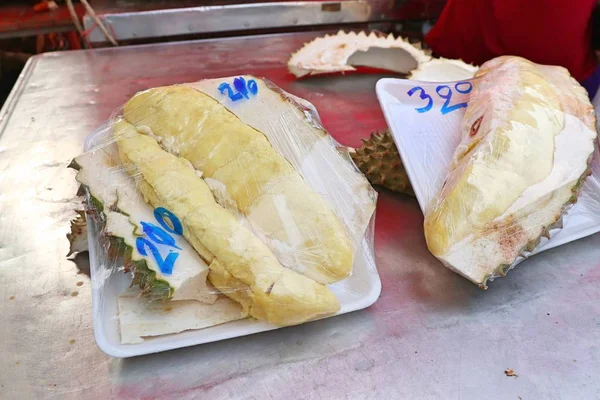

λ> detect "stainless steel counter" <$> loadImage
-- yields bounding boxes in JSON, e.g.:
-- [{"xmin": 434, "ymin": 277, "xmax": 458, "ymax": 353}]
[{"xmin": 1, "ymin": 31, "xmax": 599, "ymax": 400}]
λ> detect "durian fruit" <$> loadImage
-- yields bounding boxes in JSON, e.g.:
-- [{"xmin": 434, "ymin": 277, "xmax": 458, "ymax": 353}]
[
  {"xmin": 66, "ymin": 210, "xmax": 88, "ymax": 256},
  {"xmin": 350, "ymin": 131, "xmax": 414, "ymax": 196},
  {"xmin": 408, "ymin": 57, "xmax": 478, "ymax": 82},
  {"xmin": 114, "ymin": 120, "xmax": 341, "ymax": 326},
  {"xmin": 287, "ymin": 30, "xmax": 431, "ymax": 77},
  {"xmin": 121, "ymin": 78, "xmax": 376, "ymax": 285},
  {"xmin": 72, "ymin": 145, "xmax": 218, "ymax": 303},
  {"xmin": 424, "ymin": 56, "xmax": 598, "ymax": 287}
]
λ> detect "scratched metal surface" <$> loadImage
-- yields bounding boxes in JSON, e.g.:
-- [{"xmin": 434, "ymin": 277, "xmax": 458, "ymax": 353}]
[{"xmin": 1, "ymin": 31, "xmax": 599, "ymax": 400}]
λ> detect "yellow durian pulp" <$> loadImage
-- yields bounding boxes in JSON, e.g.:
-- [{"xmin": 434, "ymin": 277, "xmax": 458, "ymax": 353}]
[
  {"xmin": 122, "ymin": 85, "xmax": 354, "ymax": 285},
  {"xmin": 114, "ymin": 119, "xmax": 340, "ymax": 326}
]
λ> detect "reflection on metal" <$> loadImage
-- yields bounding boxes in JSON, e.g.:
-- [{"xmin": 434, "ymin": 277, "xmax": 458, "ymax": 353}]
[
  {"xmin": 2, "ymin": 30, "xmax": 600, "ymax": 399},
  {"xmin": 83, "ymin": 1, "xmax": 373, "ymax": 43}
]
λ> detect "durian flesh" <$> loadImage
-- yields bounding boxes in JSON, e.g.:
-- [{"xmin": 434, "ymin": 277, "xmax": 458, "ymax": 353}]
[
  {"xmin": 114, "ymin": 120, "xmax": 341, "ymax": 326},
  {"xmin": 121, "ymin": 82, "xmax": 367, "ymax": 285},
  {"xmin": 424, "ymin": 56, "xmax": 597, "ymax": 286}
]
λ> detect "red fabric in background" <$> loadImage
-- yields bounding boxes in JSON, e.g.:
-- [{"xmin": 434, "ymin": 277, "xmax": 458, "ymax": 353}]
[{"xmin": 425, "ymin": 0, "xmax": 598, "ymax": 81}]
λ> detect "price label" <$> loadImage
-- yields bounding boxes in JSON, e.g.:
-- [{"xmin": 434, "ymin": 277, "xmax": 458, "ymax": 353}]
[
  {"xmin": 218, "ymin": 77, "xmax": 258, "ymax": 102},
  {"xmin": 135, "ymin": 207, "xmax": 183, "ymax": 275},
  {"xmin": 406, "ymin": 82, "xmax": 473, "ymax": 115},
  {"xmin": 376, "ymin": 78, "xmax": 472, "ymax": 210}
]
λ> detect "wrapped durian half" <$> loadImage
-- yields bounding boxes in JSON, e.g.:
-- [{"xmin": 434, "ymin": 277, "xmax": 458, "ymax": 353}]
[
  {"xmin": 424, "ymin": 56, "xmax": 598, "ymax": 287},
  {"xmin": 74, "ymin": 76, "xmax": 377, "ymax": 328}
]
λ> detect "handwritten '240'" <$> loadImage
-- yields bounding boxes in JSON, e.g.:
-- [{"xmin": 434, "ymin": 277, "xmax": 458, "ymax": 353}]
[
  {"xmin": 135, "ymin": 207, "xmax": 183, "ymax": 275},
  {"xmin": 407, "ymin": 82, "xmax": 473, "ymax": 115},
  {"xmin": 218, "ymin": 77, "xmax": 258, "ymax": 102}
]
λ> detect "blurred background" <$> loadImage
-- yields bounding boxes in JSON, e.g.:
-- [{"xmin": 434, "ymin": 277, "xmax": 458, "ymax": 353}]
[
  {"xmin": 2, "ymin": 0, "xmax": 598, "ymax": 108},
  {"xmin": 0, "ymin": 0, "xmax": 446, "ymax": 107}
]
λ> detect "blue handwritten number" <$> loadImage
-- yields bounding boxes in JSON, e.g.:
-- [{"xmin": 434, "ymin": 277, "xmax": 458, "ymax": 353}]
[
  {"xmin": 247, "ymin": 79, "xmax": 258, "ymax": 95},
  {"xmin": 233, "ymin": 77, "xmax": 249, "ymax": 99},
  {"xmin": 140, "ymin": 222, "xmax": 181, "ymax": 250},
  {"xmin": 218, "ymin": 77, "xmax": 259, "ymax": 102},
  {"xmin": 454, "ymin": 81, "xmax": 473, "ymax": 94},
  {"xmin": 218, "ymin": 83, "xmax": 243, "ymax": 101},
  {"xmin": 136, "ymin": 238, "xmax": 179, "ymax": 275},
  {"xmin": 408, "ymin": 81, "xmax": 473, "ymax": 115},
  {"xmin": 436, "ymin": 85, "xmax": 466, "ymax": 115},
  {"xmin": 406, "ymin": 86, "xmax": 433, "ymax": 113},
  {"xmin": 154, "ymin": 207, "xmax": 183, "ymax": 235},
  {"xmin": 136, "ymin": 208, "xmax": 184, "ymax": 275}
]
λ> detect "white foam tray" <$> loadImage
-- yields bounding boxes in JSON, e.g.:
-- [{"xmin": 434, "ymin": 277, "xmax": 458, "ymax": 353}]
[
  {"xmin": 376, "ymin": 77, "xmax": 600, "ymax": 259},
  {"xmin": 84, "ymin": 127, "xmax": 381, "ymax": 358}
]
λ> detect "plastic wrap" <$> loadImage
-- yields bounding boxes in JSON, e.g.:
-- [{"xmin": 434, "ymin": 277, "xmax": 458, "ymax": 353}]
[
  {"xmin": 378, "ymin": 56, "xmax": 599, "ymax": 288},
  {"xmin": 74, "ymin": 76, "xmax": 379, "ymax": 348}
]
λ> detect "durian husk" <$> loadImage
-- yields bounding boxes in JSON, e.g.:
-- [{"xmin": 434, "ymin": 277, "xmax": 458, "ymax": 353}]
[
  {"xmin": 350, "ymin": 131, "xmax": 414, "ymax": 196},
  {"xmin": 288, "ymin": 30, "xmax": 431, "ymax": 77},
  {"xmin": 70, "ymin": 151, "xmax": 215, "ymax": 303},
  {"xmin": 66, "ymin": 209, "xmax": 88, "ymax": 256}
]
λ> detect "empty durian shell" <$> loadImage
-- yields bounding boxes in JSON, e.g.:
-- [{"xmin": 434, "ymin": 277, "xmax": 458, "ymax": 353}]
[
  {"xmin": 408, "ymin": 58, "xmax": 478, "ymax": 82},
  {"xmin": 288, "ymin": 30, "xmax": 431, "ymax": 78}
]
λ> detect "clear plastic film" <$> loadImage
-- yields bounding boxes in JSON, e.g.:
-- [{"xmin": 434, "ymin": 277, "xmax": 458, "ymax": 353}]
[
  {"xmin": 73, "ymin": 76, "xmax": 378, "ymax": 345},
  {"xmin": 421, "ymin": 56, "xmax": 599, "ymax": 287}
]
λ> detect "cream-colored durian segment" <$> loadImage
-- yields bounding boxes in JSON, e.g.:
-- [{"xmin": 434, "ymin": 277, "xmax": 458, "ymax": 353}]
[{"xmin": 75, "ymin": 135, "xmax": 215, "ymax": 303}]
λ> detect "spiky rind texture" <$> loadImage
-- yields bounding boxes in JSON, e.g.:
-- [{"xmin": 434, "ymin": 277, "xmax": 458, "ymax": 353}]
[
  {"xmin": 66, "ymin": 210, "xmax": 88, "ymax": 256},
  {"xmin": 480, "ymin": 151, "xmax": 595, "ymax": 289},
  {"xmin": 69, "ymin": 159, "xmax": 175, "ymax": 301},
  {"xmin": 351, "ymin": 131, "xmax": 414, "ymax": 196},
  {"xmin": 288, "ymin": 30, "xmax": 431, "ymax": 77}
]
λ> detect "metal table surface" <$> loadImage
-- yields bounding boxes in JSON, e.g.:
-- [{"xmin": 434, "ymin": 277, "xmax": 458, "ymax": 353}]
[{"xmin": 1, "ymin": 31, "xmax": 599, "ymax": 400}]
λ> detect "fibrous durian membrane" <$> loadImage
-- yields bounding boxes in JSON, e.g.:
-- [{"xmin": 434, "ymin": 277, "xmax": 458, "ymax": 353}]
[
  {"xmin": 122, "ymin": 85, "xmax": 354, "ymax": 284},
  {"xmin": 114, "ymin": 121, "xmax": 340, "ymax": 326}
]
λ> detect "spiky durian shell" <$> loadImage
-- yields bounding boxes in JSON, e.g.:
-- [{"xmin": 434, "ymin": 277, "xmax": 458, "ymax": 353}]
[
  {"xmin": 288, "ymin": 30, "xmax": 431, "ymax": 77},
  {"xmin": 69, "ymin": 158, "xmax": 177, "ymax": 301},
  {"xmin": 67, "ymin": 209, "xmax": 88, "ymax": 256},
  {"xmin": 351, "ymin": 131, "xmax": 414, "ymax": 196}
]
